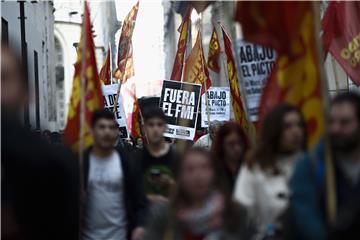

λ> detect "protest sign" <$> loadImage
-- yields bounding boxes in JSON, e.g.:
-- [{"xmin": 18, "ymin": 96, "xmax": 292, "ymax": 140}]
[
  {"xmin": 201, "ymin": 87, "xmax": 230, "ymax": 127},
  {"xmin": 235, "ymin": 40, "xmax": 277, "ymax": 121},
  {"xmin": 159, "ymin": 80, "xmax": 201, "ymax": 140},
  {"xmin": 102, "ymin": 84, "xmax": 129, "ymax": 138}
]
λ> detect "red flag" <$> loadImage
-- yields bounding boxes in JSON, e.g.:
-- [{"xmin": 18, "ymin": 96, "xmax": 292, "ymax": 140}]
[
  {"xmin": 236, "ymin": 1, "xmax": 324, "ymax": 147},
  {"xmin": 120, "ymin": 79, "xmax": 142, "ymax": 138},
  {"xmin": 99, "ymin": 48, "xmax": 111, "ymax": 85},
  {"xmin": 221, "ymin": 25, "xmax": 255, "ymax": 139},
  {"xmin": 64, "ymin": 1, "xmax": 103, "ymax": 151},
  {"xmin": 114, "ymin": 1, "xmax": 139, "ymax": 84},
  {"xmin": 207, "ymin": 26, "xmax": 220, "ymax": 73},
  {"xmin": 183, "ymin": 31, "xmax": 212, "ymax": 95},
  {"xmin": 170, "ymin": 6, "xmax": 192, "ymax": 81},
  {"xmin": 322, "ymin": 2, "xmax": 360, "ymax": 86}
]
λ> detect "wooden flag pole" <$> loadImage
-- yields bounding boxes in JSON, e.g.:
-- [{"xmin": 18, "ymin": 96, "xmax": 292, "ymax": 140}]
[
  {"xmin": 109, "ymin": 42, "xmax": 113, "ymax": 85},
  {"xmin": 312, "ymin": 1, "xmax": 337, "ymax": 224}
]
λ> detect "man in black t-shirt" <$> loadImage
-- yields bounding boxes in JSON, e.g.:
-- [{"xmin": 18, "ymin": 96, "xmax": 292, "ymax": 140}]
[{"xmin": 131, "ymin": 107, "xmax": 177, "ymax": 204}]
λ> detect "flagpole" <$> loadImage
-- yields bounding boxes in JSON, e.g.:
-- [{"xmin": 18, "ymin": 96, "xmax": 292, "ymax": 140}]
[
  {"xmin": 312, "ymin": 1, "xmax": 336, "ymax": 224},
  {"xmin": 109, "ymin": 42, "xmax": 113, "ymax": 85}
]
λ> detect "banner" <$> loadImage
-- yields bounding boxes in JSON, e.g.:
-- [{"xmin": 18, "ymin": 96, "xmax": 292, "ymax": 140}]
[
  {"xmin": 235, "ymin": 40, "xmax": 277, "ymax": 121},
  {"xmin": 102, "ymin": 84, "xmax": 129, "ymax": 139},
  {"xmin": 201, "ymin": 87, "xmax": 230, "ymax": 127},
  {"xmin": 159, "ymin": 80, "xmax": 201, "ymax": 140}
]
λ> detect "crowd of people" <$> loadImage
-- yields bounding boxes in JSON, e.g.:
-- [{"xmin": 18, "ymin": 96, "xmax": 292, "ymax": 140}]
[{"xmin": 2, "ymin": 41, "xmax": 360, "ymax": 240}]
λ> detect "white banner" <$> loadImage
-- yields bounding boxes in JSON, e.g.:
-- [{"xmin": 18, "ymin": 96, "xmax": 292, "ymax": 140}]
[
  {"xmin": 102, "ymin": 84, "xmax": 129, "ymax": 139},
  {"xmin": 235, "ymin": 40, "xmax": 277, "ymax": 121},
  {"xmin": 201, "ymin": 87, "xmax": 230, "ymax": 127}
]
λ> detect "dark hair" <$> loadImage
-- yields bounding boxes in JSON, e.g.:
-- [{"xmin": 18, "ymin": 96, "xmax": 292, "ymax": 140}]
[
  {"xmin": 331, "ymin": 92, "xmax": 360, "ymax": 123},
  {"xmin": 212, "ymin": 121, "xmax": 249, "ymax": 164},
  {"xmin": 212, "ymin": 121, "xmax": 249, "ymax": 192},
  {"xmin": 142, "ymin": 107, "xmax": 166, "ymax": 122},
  {"xmin": 91, "ymin": 109, "xmax": 116, "ymax": 127},
  {"xmin": 247, "ymin": 104, "xmax": 307, "ymax": 174}
]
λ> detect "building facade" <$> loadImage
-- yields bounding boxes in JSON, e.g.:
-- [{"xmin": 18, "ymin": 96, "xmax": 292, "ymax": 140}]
[
  {"xmin": 1, "ymin": 0, "xmax": 58, "ymax": 130},
  {"xmin": 53, "ymin": 0, "xmax": 119, "ymax": 129}
]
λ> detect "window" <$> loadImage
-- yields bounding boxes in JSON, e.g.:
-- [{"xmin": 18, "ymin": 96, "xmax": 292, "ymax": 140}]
[{"xmin": 2, "ymin": 18, "xmax": 8, "ymax": 44}]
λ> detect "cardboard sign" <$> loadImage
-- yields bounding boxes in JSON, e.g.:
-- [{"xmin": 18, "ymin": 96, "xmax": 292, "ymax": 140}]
[
  {"xmin": 235, "ymin": 40, "xmax": 277, "ymax": 121},
  {"xmin": 201, "ymin": 87, "xmax": 230, "ymax": 127},
  {"xmin": 102, "ymin": 84, "xmax": 129, "ymax": 139},
  {"xmin": 159, "ymin": 80, "xmax": 201, "ymax": 140}
]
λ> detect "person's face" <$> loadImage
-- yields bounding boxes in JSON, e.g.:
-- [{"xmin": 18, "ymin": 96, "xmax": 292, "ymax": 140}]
[
  {"xmin": 143, "ymin": 117, "xmax": 166, "ymax": 145},
  {"xmin": 329, "ymin": 102, "xmax": 360, "ymax": 153},
  {"xmin": 1, "ymin": 48, "xmax": 28, "ymax": 112},
  {"xmin": 92, "ymin": 118, "xmax": 118, "ymax": 150},
  {"xmin": 136, "ymin": 138, "xmax": 143, "ymax": 147},
  {"xmin": 223, "ymin": 132, "xmax": 244, "ymax": 162},
  {"xmin": 180, "ymin": 152, "xmax": 214, "ymax": 201},
  {"xmin": 279, "ymin": 111, "xmax": 304, "ymax": 153}
]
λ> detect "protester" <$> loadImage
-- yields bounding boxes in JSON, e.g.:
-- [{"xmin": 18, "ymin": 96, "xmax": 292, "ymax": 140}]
[
  {"xmin": 289, "ymin": 92, "xmax": 360, "ymax": 240},
  {"xmin": 193, "ymin": 120, "xmax": 222, "ymax": 149},
  {"xmin": 1, "ymin": 44, "xmax": 79, "ymax": 240},
  {"xmin": 136, "ymin": 137, "xmax": 144, "ymax": 148},
  {"xmin": 233, "ymin": 104, "xmax": 307, "ymax": 238},
  {"xmin": 81, "ymin": 109, "xmax": 147, "ymax": 240},
  {"xmin": 212, "ymin": 121, "xmax": 250, "ymax": 193},
  {"xmin": 144, "ymin": 147, "xmax": 254, "ymax": 240},
  {"xmin": 131, "ymin": 107, "xmax": 177, "ymax": 205}
]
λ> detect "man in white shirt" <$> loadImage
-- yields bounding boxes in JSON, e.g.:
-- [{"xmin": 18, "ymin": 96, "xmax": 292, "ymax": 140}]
[{"xmin": 82, "ymin": 109, "xmax": 147, "ymax": 240}]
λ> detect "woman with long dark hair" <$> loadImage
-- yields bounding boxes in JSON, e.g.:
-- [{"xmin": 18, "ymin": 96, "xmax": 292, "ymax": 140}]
[
  {"xmin": 144, "ymin": 148, "xmax": 254, "ymax": 240},
  {"xmin": 212, "ymin": 121, "xmax": 250, "ymax": 193},
  {"xmin": 233, "ymin": 104, "xmax": 307, "ymax": 239}
]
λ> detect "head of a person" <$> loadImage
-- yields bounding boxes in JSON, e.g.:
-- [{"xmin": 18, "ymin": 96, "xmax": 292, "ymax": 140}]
[
  {"xmin": 173, "ymin": 148, "xmax": 221, "ymax": 206},
  {"xmin": 91, "ymin": 109, "xmax": 118, "ymax": 150},
  {"xmin": 142, "ymin": 107, "xmax": 167, "ymax": 145},
  {"xmin": 212, "ymin": 121, "xmax": 249, "ymax": 169},
  {"xmin": 249, "ymin": 104, "xmax": 307, "ymax": 172},
  {"xmin": 209, "ymin": 120, "xmax": 222, "ymax": 140},
  {"xmin": 329, "ymin": 92, "xmax": 360, "ymax": 153},
  {"xmin": 1, "ymin": 44, "xmax": 28, "ymax": 117},
  {"xmin": 136, "ymin": 137, "xmax": 143, "ymax": 148}
]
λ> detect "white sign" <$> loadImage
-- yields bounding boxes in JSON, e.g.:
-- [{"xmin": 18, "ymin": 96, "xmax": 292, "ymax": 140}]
[
  {"xmin": 159, "ymin": 80, "xmax": 201, "ymax": 140},
  {"xmin": 201, "ymin": 87, "xmax": 230, "ymax": 127},
  {"xmin": 235, "ymin": 40, "xmax": 277, "ymax": 121},
  {"xmin": 102, "ymin": 84, "xmax": 129, "ymax": 139}
]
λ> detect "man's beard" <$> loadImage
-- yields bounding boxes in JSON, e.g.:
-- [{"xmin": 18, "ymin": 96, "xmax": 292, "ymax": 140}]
[{"xmin": 330, "ymin": 131, "xmax": 360, "ymax": 154}]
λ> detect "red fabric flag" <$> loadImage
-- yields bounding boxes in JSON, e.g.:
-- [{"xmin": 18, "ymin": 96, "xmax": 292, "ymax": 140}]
[
  {"xmin": 170, "ymin": 6, "xmax": 192, "ymax": 81},
  {"xmin": 322, "ymin": 1, "xmax": 360, "ymax": 86},
  {"xmin": 235, "ymin": 1, "xmax": 324, "ymax": 147},
  {"xmin": 207, "ymin": 26, "xmax": 220, "ymax": 73},
  {"xmin": 99, "ymin": 48, "xmax": 111, "ymax": 85},
  {"xmin": 114, "ymin": 1, "xmax": 139, "ymax": 84},
  {"xmin": 64, "ymin": 1, "xmax": 103, "ymax": 151},
  {"xmin": 221, "ymin": 25, "xmax": 255, "ymax": 139},
  {"xmin": 183, "ymin": 31, "xmax": 212, "ymax": 95},
  {"xmin": 120, "ymin": 79, "xmax": 142, "ymax": 138}
]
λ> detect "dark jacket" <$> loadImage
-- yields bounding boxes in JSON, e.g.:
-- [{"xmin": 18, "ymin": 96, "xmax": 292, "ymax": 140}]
[
  {"xmin": 288, "ymin": 140, "xmax": 360, "ymax": 240},
  {"xmin": 82, "ymin": 146, "xmax": 147, "ymax": 239},
  {"xmin": 2, "ymin": 116, "xmax": 79, "ymax": 240}
]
